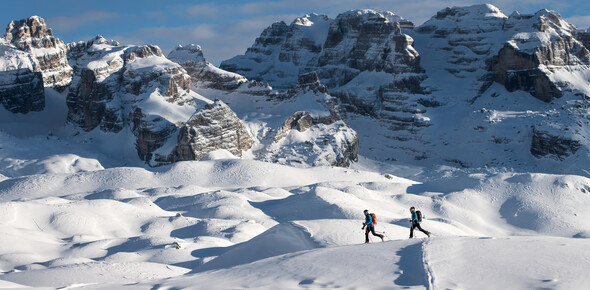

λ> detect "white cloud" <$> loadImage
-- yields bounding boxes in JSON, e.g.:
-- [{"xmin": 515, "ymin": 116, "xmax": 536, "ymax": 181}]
[
  {"xmin": 46, "ymin": 11, "xmax": 119, "ymax": 34},
  {"xmin": 185, "ymin": 4, "xmax": 220, "ymax": 18},
  {"xmin": 566, "ymin": 15, "xmax": 590, "ymax": 29}
]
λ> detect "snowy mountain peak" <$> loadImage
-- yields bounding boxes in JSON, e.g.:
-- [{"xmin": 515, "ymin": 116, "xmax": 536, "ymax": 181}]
[
  {"xmin": 168, "ymin": 43, "xmax": 206, "ymax": 64},
  {"xmin": 88, "ymin": 35, "xmax": 120, "ymax": 46},
  {"xmin": 339, "ymin": 9, "xmax": 407, "ymax": 24},
  {"xmin": 433, "ymin": 4, "xmax": 507, "ymax": 21},
  {"xmin": 3, "ymin": 15, "xmax": 55, "ymax": 51},
  {"xmin": 2, "ymin": 15, "xmax": 72, "ymax": 88},
  {"xmin": 292, "ymin": 13, "xmax": 330, "ymax": 26},
  {"xmin": 532, "ymin": 9, "xmax": 577, "ymax": 32}
]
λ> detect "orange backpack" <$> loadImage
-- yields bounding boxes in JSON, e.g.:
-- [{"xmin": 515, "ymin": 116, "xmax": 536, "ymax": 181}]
[{"xmin": 370, "ymin": 213, "xmax": 377, "ymax": 225}]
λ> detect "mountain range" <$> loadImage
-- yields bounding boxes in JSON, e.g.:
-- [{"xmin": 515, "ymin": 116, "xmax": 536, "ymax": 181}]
[
  {"xmin": 1, "ymin": 3, "xmax": 589, "ymax": 175},
  {"xmin": 1, "ymin": 4, "xmax": 590, "ymax": 289}
]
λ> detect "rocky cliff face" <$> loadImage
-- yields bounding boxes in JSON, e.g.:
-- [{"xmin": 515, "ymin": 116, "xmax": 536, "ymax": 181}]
[
  {"xmin": 414, "ymin": 5, "xmax": 590, "ymax": 102},
  {"xmin": 168, "ymin": 44, "xmax": 247, "ymax": 90},
  {"xmin": 221, "ymin": 11, "xmax": 421, "ymax": 89},
  {"xmin": 64, "ymin": 36, "xmax": 205, "ymax": 165},
  {"xmin": 487, "ymin": 10, "xmax": 590, "ymax": 102},
  {"xmin": 410, "ymin": 4, "xmax": 590, "ymax": 165},
  {"xmin": 65, "ymin": 36, "xmax": 193, "ymax": 133},
  {"xmin": 3, "ymin": 16, "xmax": 73, "ymax": 88},
  {"xmin": 0, "ymin": 16, "xmax": 73, "ymax": 113},
  {"xmin": 169, "ymin": 100, "xmax": 253, "ymax": 163},
  {"xmin": 221, "ymin": 10, "xmax": 428, "ymax": 161},
  {"xmin": 0, "ymin": 40, "xmax": 44, "ymax": 113}
]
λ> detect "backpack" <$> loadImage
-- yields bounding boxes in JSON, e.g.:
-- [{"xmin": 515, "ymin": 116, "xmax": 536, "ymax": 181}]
[
  {"xmin": 369, "ymin": 213, "xmax": 377, "ymax": 225},
  {"xmin": 416, "ymin": 210, "xmax": 423, "ymax": 222}
]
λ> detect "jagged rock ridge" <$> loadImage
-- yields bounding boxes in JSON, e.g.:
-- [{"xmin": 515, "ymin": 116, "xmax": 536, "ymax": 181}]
[
  {"xmin": 222, "ymin": 5, "xmax": 590, "ymax": 168},
  {"xmin": 0, "ymin": 18, "xmax": 254, "ymax": 167},
  {"xmin": 221, "ymin": 10, "xmax": 431, "ymax": 161}
]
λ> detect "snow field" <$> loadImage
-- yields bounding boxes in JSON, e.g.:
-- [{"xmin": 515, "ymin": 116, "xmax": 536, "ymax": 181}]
[{"xmin": 0, "ymin": 156, "xmax": 588, "ymax": 288}]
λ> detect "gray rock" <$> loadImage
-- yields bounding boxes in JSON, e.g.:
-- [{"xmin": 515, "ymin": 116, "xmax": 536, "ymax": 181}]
[
  {"xmin": 0, "ymin": 43, "xmax": 44, "ymax": 113},
  {"xmin": 530, "ymin": 128, "xmax": 582, "ymax": 160},
  {"xmin": 168, "ymin": 100, "xmax": 253, "ymax": 163},
  {"xmin": 168, "ymin": 44, "xmax": 247, "ymax": 90},
  {"xmin": 4, "ymin": 16, "xmax": 73, "ymax": 88}
]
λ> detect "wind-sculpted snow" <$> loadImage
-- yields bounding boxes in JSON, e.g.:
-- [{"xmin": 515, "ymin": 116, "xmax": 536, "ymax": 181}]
[
  {"xmin": 0, "ymin": 5, "xmax": 590, "ymax": 288},
  {"xmin": 0, "ymin": 157, "xmax": 589, "ymax": 288}
]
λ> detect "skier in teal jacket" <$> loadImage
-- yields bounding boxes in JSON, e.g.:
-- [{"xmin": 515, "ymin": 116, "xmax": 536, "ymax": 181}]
[{"xmin": 409, "ymin": 206, "xmax": 431, "ymax": 238}]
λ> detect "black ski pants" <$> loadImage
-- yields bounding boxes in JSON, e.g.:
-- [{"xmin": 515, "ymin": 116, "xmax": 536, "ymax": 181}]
[
  {"xmin": 365, "ymin": 226, "xmax": 383, "ymax": 243},
  {"xmin": 410, "ymin": 222, "xmax": 429, "ymax": 238}
]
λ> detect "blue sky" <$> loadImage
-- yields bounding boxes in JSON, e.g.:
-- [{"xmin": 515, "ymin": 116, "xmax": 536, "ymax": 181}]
[{"xmin": 2, "ymin": 0, "xmax": 590, "ymax": 65}]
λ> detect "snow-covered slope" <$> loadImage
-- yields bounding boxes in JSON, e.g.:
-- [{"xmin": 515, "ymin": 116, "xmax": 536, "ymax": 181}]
[
  {"xmin": 0, "ymin": 18, "xmax": 256, "ymax": 168},
  {"xmin": 408, "ymin": 4, "xmax": 590, "ymax": 170},
  {"xmin": 0, "ymin": 5, "xmax": 590, "ymax": 288},
  {"xmin": 0, "ymin": 150, "xmax": 589, "ymax": 288}
]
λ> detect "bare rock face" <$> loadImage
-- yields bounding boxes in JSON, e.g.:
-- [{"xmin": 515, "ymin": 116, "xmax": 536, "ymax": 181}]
[
  {"xmin": 66, "ymin": 37, "xmax": 192, "ymax": 133},
  {"xmin": 415, "ymin": 5, "xmax": 590, "ymax": 102},
  {"xmin": 487, "ymin": 10, "xmax": 590, "ymax": 102},
  {"xmin": 221, "ymin": 11, "xmax": 420, "ymax": 89},
  {"xmin": 4, "ymin": 16, "xmax": 73, "ymax": 88},
  {"xmin": 576, "ymin": 29, "xmax": 590, "ymax": 51},
  {"xmin": 489, "ymin": 44, "xmax": 561, "ymax": 102},
  {"xmin": 531, "ymin": 128, "xmax": 582, "ymax": 160},
  {"xmin": 65, "ymin": 36, "xmax": 198, "ymax": 165},
  {"xmin": 0, "ymin": 41, "xmax": 44, "ymax": 113},
  {"xmin": 221, "ymin": 10, "xmax": 429, "ymax": 163},
  {"xmin": 262, "ymin": 72, "xmax": 359, "ymax": 167},
  {"xmin": 169, "ymin": 100, "xmax": 253, "ymax": 162},
  {"xmin": 318, "ymin": 10, "xmax": 421, "ymax": 87},
  {"xmin": 168, "ymin": 44, "xmax": 247, "ymax": 90}
]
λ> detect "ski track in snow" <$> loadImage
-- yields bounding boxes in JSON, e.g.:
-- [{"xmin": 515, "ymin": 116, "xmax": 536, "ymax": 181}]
[
  {"xmin": 0, "ymin": 155, "xmax": 588, "ymax": 288},
  {"xmin": 1, "ymin": 5, "xmax": 590, "ymax": 288}
]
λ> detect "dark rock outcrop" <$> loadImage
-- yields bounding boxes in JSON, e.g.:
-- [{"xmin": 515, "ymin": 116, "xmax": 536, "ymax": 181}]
[
  {"xmin": 169, "ymin": 100, "xmax": 253, "ymax": 162},
  {"xmin": 0, "ymin": 43, "xmax": 44, "ymax": 113},
  {"xmin": 486, "ymin": 10, "xmax": 590, "ymax": 102},
  {"xmin": 489, "ymin": 44, "xmax": 562, "ymax": 102},
  {"xmin": 530, "ymin": 128, "xmax": 582, "ymax": 160}
]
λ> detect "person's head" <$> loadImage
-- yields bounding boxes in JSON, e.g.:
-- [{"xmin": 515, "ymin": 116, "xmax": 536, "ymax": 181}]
[
  {"xmin": 410, "ymin": 206, "xmax": 415, "ymax": 212},
  {"xmin": 363, "ymin": 209, "xmax": 369, "ymax": 216}
]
